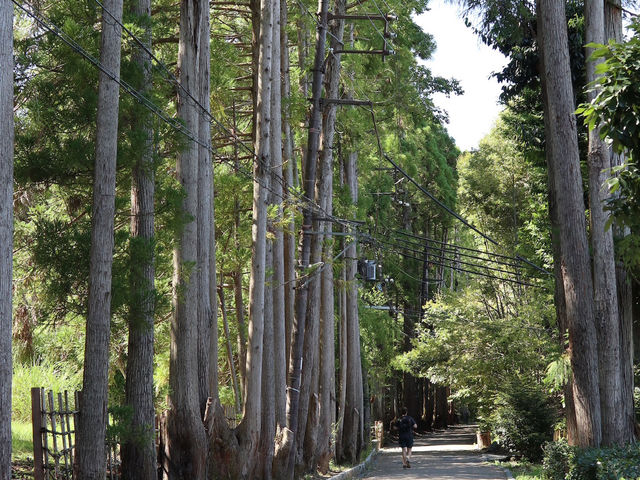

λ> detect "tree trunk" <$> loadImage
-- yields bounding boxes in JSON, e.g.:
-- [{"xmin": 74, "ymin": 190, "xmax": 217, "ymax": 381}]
[
  {"xmin": 122, "ymin": 0, "xmax": 156, "ymax": 477},
  {"xmin": 423, "ymin": 379, "xmax": 433, "ymax": 431},
  {"xmin": 234, "ymin": 269, "xmax": 247, "ymax": 393},
  {"xmin": 280, "ymin": 0, "xmax": 331, "ymax": 475},
  {"xmin": 197, "ymin": 0, "xmax": 217, "ymax": 415},
  {"xmin": 271, "ymin": 0, "xmax": 288, "ymax": 431},
  {"xmin": 547, "ymin": 163, "xmax": 578, "ymax": 444},
  {"xmin": 259, "ymin": 236, "xmax": 275, "ymax": 479},
  {"xmin": 295, "ymin": 244, "xmax": 322, "ymax": 472},
  {"xmin": 236, "ymin": 0, "xmax": 272, "ymax": 473},
  {"xmin": 316, "ymin": 2, "xmax": 344, "ymax": 469},
  {"xmin": 165, "ymin": 1, "xmax": 207, "ymax": 477},
  {"xmin": 336, "ymin": 231, "xmax": 348, "ymax": 457},
  {"xmin": 584, "ymin": 0, "xmax": 623, "ymax": 446},
  {"xmin": 281, "ymin": 0, "xmax": 297, "ymax": 372},
  {"xmin": 538, "ymin": 0, "xmax": 601, "ymax": 448},
  {"xmin": 0, "ymin": 3, "xmax": 13, "ymax": 478},
  {"xmin": 605, "ymin": 0, "xmax": 636, "ymax": 444},
  {"xmin": 361, "ymin": 360, "xmax": 371, "ymax": 447},
  {"xmin": 75, "ymin": 2, "xmax": 123, "ymax": 477},
  {"xmin": 340, "ymin": 150, "xmax": 363, "ymax": 464}
]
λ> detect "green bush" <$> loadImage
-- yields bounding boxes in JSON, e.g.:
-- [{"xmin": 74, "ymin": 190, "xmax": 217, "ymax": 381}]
[
  {"xmin": 542, "ymin": 440, "xmax": 573, "ymax": 480},
  {"xmin": 493, "ymin": 380, "xmax": 556, "ymax": 461},
  {"xmin": 12, "ymin": 362, "xmax": 82, "ymax": 423},
  {"xmin": 569, "ymin": 444, "xmax": 640, "ymax": 480},
  {"xmin": 542, "ymin": 440, "xmax": 640, "ymax": 480}
]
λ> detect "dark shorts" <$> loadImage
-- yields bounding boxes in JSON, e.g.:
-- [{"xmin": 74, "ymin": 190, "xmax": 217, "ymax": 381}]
[{"xmin": 399, "ymin": 434, "xmax": 413, "ymax": 448}]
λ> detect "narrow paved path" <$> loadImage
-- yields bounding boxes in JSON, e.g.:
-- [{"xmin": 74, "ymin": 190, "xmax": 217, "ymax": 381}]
[{"xmin": 362, "ymin": 425, "xmax": 508, "ymax": 480}]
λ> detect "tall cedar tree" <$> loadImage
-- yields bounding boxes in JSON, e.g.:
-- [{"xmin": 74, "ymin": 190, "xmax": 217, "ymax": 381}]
[
  {"xmin": 584, "ymin": 0, "xmax": 624, "ymax": 446},
  {"xmin": 75, "ymin": 1, "xmax": 123, "ymax": 477},
  {"xmin": 315, "ymin": 0, "xmax": 346, "ymax": 470},
  {"xmin": 165, "ymin": 0, "xmax": 208, "ymax": 478},
  {"xmin": 538, "ymin": 0, "xmax": 602, "ymax": 447},
  {"xmin": 122, "ymin": 0, "xmax": 156, "ymax": 477},
  {"xmin": 282, "ymin": 0, "xmax": 331, "ymax": 477},
  {"xmin": 0, "ymin": 1, "xmax": 13, "ymax": 478},
  {"xmin": 605, "ymin": 0, "xmax": 636, "ymax": 444},
  {"xmin": 197, "ymin": 0, "xmax": 217, "ymax": 417}
]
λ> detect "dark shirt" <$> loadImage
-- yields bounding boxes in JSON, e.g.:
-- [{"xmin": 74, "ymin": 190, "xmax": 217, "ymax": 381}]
[{"xmin": 397, "ymin": 415, "xmax": 416, "ymax": 437}]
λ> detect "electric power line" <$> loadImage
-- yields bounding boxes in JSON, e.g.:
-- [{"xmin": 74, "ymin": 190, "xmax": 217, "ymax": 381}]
[
  {"xmin": 17, "ymin": 0, "xmax": 355, "ymax": 238},
  {"xmin": 374, "ymin": 240, "xmax": 543, "ymax": 289},
  {"xmin": 372, "ymin": 236, "xmax": 524, "ymax": 276},
  {"xmin": 369, "ymin": 235, "xmax": 525, "ymax": 277}
]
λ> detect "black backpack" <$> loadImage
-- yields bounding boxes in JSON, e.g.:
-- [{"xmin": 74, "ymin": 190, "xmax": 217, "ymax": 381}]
[{"xmin": 398, "ymin": 416, "xmax": 411, "ymax": 434}]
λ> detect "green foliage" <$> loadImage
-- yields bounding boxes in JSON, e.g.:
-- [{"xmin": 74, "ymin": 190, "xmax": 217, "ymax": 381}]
[
  {"xmin": 542, "ymin": 440, "xmax": 573, "ymax": 480},
  {"xmin": 492, "ymin": 380, "xmax": 556, "ymax": 461},
  {"xmin": 542, "ymin": 440, "xmax": 640, "ymax": 480},
  {"xmin": 11, "ymin": 421, "xmax": 34, "ymax": 459},
  {"xmin": 359, "ymin": 288, "xmax": 403, "ymax": 390},
  {"xmin": 107, "ymin": 404, "xmax": 154, "ymax": 448},
  {"xmin": 576, "ymin": 19, "xmax": 640, "ymax": 272},
  {"xmin": 219, "ymin": 386, "xmax": 237, "ymax": 408},
  {"xmin": 12, "ymin": 362, "xmax": 82, "ymax": 423},
  {"xmin": 544, "ymin": 353, "xmax": 571, "ymax": 396},
  {"xmin": 569, "ymin": 444, "xmax": 640, "ymax": 480},
  {"xmin": 396, "ymin": 286, "xmax": 558, "ymax": 419},
  {"xmin": 578, "ymin": 19, "xmax": 640, "ymax": 156}
]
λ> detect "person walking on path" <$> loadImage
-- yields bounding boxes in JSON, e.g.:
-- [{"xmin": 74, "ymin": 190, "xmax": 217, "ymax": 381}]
[{"xmin": 396, "ymin": 407, "xmax": 417, "ymax": 468}]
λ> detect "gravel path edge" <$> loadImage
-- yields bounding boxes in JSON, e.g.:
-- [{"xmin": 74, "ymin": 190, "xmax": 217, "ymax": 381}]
[{"xmin": 328, "ymin": 446, "xmax": 380, "ymax": 480}]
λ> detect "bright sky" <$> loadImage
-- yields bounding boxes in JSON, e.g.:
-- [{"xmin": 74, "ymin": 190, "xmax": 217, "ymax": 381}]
[{"xmin": 414, "ymin": 0, "xmax": 508, "ymax": 151}]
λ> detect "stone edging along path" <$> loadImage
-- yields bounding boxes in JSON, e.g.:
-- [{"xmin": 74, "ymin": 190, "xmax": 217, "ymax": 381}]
[{"xmin": 328, "ymin": 447, "xmax": 379, "ymax": 480}]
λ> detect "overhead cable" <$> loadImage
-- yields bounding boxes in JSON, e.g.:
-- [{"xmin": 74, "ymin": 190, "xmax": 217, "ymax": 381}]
[{"xmin": 17, "ymin": 0, "xmax": 355, "ymax": 236}]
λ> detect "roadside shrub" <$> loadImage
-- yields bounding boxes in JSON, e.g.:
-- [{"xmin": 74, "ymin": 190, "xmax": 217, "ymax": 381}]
[
  {"xmin": 542, "ymin": 440, "xmax": 640, "ymax": 480},
  {"xmin": 493, "ymin": 380, "xmax": 556, "ymax": 461},
  {"xmin": 568, "ymin": 444, "xmax": 640, "ymax": 480},
  {"xmin": 542, "ymin": 439, "xmax": 573, "ymax": 480}
]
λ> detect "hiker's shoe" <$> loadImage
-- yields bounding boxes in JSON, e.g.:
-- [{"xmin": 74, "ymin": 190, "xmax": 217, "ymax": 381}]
[{"xmin": 407, "ymin": 460, "xmax": 411, "ymax": 468}]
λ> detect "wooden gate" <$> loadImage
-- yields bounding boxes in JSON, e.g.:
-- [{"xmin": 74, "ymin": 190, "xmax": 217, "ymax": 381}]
[{"xmin": 31, "ymin": 388, "xmax": 121, "ymax": 480}]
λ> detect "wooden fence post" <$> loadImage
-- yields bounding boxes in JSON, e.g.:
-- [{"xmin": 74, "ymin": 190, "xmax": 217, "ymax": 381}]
[{"xmin": 31, "ymin": 387, "xmax": 44, "ymax": 480}]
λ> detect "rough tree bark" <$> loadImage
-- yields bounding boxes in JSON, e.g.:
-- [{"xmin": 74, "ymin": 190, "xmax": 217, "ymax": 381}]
[
  {"xmin": 547, "ymin": 166, "xmax": 577, "ymax": 444},
  {"xmin": 295, "ymin": 3, "xmax": 348, "ymax": 467},
  {"xmin": 434, "ymin": 385, "xmax": 449, "ymax": 429},
  {"xmin": 336, "ymin": 212, "xmax": 348, "ymax": 457},
  {"xmin": 234, "ymin": 270, "xmax": 247, "ymax": 393},
  {"xmin": 75, "ymin": 1, "xmax": 123, "ymax": 477},
  {"xmin": 316, "ymin": 0, "xmax": 345, "ymax": 470},
  {"xmin": 278, "ymin": 0, "xmax": 331, "ymax": 476},
  {"xmin": 245, "ymin": 0, "xmax": 273, "ymax": 472},
  {"xmin": 165, "ymin": 1, "xmax": 208, "ymax": 478},
  {"xmin": 295, "ymin": 231, "xmax": 323, "ymax": 475},
  {"xmin": 122, "ymin": 0, "xmax": 156, "ymax": 477},
  {"xmin": 0, "ymin": 3, "xmax": 13, "ymax": 478},
  {"xmin": 340, "ymin": 149, "xmax": 364, "ymax": 464},
  {"xmin": 271, "ymin": 0, "xmax": 288, "ymax": 433},
  {"xmin": 605, "ymin": 0, "xmax": 636, "ymax": 444},
  {"xmin": 196, "ymin": 0, "xmax": 218, "ymax": 416},
  {"xmin": 584, "ymin": 0, "xmax": 623, "ymax": 446},
  {"xmin": 259, "ymin": 232, "xmax": 275, "ymax": 479},
  {"xmin": 538, "ymin": 0, "xmax": 601, "ymax": 448},
  {"xmin": 281, "ymin": 0, "xmax": 297, "ymax": 374}
]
